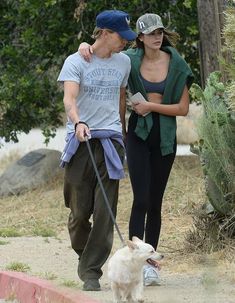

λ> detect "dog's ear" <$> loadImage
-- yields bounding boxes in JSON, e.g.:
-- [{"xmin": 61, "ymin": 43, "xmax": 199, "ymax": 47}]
[
  {"xmin": 132, "ymin": 236, "xmax": 142, "ymax": 243},
  {"xmin": 126, "ymin": 240, "xmax": 138, "ymax": 250}
]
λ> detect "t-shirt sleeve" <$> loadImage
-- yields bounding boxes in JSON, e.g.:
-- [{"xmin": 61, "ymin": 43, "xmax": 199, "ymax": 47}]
[
  {"xmin": 121, "ymin": 55, "xmax": 131, "ymax": 87},
  {"xmin": 57, "ymin": 55, "xmax": 81, "ymax": 84}
]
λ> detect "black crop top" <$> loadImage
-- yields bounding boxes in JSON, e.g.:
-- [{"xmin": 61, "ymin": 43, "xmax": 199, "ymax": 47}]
[{"xmin": 139, "ymin": 73, "xmax": 166, "ymax": 94}]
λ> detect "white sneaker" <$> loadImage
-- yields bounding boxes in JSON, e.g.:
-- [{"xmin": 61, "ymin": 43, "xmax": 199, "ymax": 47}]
[{"xmin": 143, "ymin": 264, "xmax": 161, "ymax": 286}]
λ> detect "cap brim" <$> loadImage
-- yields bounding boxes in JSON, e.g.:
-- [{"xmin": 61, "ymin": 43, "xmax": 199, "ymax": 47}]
[
  {"xmin": 141, "ymin": 25, "xmax": 164, "ymax": 34},
  {"xmin": 118, "ymin": 30, "xmax": 137, "ymax": 41}
]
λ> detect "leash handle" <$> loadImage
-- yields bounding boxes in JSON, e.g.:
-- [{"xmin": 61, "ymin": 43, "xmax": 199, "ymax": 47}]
[{"xmin": 85, "ymin": 138, "xmax": 125, "ymax": 247}]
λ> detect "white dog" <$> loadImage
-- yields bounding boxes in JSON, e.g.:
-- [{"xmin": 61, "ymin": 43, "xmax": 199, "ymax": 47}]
[{"xmin": 107, "ymin": 236, "xmax": 164, "ymax": 303}]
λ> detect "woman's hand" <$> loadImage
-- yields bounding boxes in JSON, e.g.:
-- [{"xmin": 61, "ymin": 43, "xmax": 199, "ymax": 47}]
[
  {"xmin": 132, "ymin": 102, "xmax": 151, "ymax": 116},
  {"xmin": 78, "ymin": 42, "xmax": 93, "ymax": 62}
]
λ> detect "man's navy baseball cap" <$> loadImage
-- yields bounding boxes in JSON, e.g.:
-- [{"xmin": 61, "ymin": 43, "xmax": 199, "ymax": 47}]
[{"xmin": 96, "ymin": 10, "xmax": 137, "ymax": 41}]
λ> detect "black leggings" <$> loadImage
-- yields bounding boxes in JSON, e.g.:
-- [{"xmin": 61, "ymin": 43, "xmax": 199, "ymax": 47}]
[{"xmin": 126, "ymin": 113, "xmax": 176, "ymax": 249}]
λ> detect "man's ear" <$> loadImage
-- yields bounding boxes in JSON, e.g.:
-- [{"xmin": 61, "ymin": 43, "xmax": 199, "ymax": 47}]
[
  {"xmin": 126, "ymin": 240, "xmax": 138, "ymax": 250},
  {"xmin": 102, "ymin": 29, "xmax": 110, "ymax": 38}
]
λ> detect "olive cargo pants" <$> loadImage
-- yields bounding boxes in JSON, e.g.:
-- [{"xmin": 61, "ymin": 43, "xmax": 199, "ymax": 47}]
[{"xmin": 64, "ymin": 139, "xmax": 124, "ymax": 281}]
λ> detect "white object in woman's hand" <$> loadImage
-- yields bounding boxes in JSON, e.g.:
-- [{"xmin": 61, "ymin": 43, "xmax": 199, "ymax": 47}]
[
  {"xmin": 130, "ymin": 92, "xmax": 150, "ymax": 116},
  {"xmin": 133, "ymin": 102, "xmax": 150, "ymax": 116}
]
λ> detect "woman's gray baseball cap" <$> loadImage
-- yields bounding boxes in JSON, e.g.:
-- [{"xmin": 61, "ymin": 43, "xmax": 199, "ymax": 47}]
[{"xmin": 136, "ymin": 13, "xmax": 165, "ymax": 34}]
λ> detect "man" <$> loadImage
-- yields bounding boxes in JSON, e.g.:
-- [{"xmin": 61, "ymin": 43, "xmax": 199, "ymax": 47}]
[{"xmin": 57, "ymin": 10, "xmax": 136, "ymax": 291}]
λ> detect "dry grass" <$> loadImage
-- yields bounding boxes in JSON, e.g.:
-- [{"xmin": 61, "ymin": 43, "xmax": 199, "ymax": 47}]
[
  {"xmin": 0, "ymin": 154, "xmax": 203, "ymax": 237},
  {"xmin": 0, "ymin": 151, "xmax": 67, "ymax": 236},
  {"xmin": 186, "ymin": 210, "xmax": 235, "ymax": 260},
  {"xmin": 0, "ymin": 173, "xmax": 67, "ymax": 236},
  {"xmin": 0, "ymin": 154, "xmax": 205, "ymax": 239}
]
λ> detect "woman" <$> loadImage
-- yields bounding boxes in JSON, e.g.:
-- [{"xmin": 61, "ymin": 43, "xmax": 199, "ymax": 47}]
[{"xmin": 79, "ymin": 13, "xmax": 194, "ymax": 286}]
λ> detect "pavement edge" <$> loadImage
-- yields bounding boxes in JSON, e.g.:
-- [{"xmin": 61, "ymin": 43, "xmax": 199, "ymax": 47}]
[{"xmin": 0, "ymin": 271, "xmax": 102, "ymax": 303}]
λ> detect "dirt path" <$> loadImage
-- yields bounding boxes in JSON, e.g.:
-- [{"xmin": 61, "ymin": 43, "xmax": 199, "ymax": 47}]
[{"xmin": 0, "ymin": 231, "xmax": 234, "ymax": 303}]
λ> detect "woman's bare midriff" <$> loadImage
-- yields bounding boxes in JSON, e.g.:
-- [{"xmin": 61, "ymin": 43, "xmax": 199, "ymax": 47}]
[{"xmin": 147, "ymin": 92, "xmax": 163, "ymax": 104}]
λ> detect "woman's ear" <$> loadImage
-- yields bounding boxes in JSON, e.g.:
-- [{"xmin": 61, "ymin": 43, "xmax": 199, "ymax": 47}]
[{"xmin": 138, "ymin": 33, "xmax": 143, "ymax": 42}]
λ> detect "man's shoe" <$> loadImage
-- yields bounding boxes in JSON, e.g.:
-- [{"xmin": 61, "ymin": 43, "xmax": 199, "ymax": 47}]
[
  {"xmin": 83, "ymin": 279, "xmax": 101, "ymax": 291},
  {"xmin": 143, "ymin": 264, "xmax": 161, "ymax": 286}
]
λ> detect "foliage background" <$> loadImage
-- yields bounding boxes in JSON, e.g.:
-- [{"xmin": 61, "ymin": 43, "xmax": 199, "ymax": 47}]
[
  {"xmin": 189, "ymin": 7, "xmax": 235, "ymax": 224},
  {"xmin": 0, "ymin": 0, "xmax": 199, "ymax": 143}
]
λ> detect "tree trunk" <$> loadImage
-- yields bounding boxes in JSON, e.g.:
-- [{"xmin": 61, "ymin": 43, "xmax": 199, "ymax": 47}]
[{"xmin": 197, "ymin": 0, "xmax": 228, "ymax": 87}]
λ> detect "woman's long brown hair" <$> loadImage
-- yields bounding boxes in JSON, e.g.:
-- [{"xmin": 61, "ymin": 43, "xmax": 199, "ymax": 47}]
[{"xmin": 132, "ymin": 29, "xmax": 180, "ymax": 49}]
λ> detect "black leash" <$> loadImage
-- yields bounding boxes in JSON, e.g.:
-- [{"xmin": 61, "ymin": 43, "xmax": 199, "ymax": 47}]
[{"xmin": 85, "ymin": 138, "xmax": 126, "ymax": 247}]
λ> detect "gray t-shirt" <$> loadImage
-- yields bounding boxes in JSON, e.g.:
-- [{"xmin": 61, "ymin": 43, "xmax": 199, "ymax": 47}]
[{"xmin": 57, "ymin": 52, "xmax": 131, "ymax": 134}]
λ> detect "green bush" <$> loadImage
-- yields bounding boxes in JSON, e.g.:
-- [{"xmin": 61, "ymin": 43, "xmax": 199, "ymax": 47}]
[{"xmin": 0, "ymin": 0, "xmax": 199, "ymax": 144}]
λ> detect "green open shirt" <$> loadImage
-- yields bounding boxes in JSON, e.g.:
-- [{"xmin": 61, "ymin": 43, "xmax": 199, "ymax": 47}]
[{"xmin": 124, "ymin": 46, "xmax": 194, "ymax": 156}]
